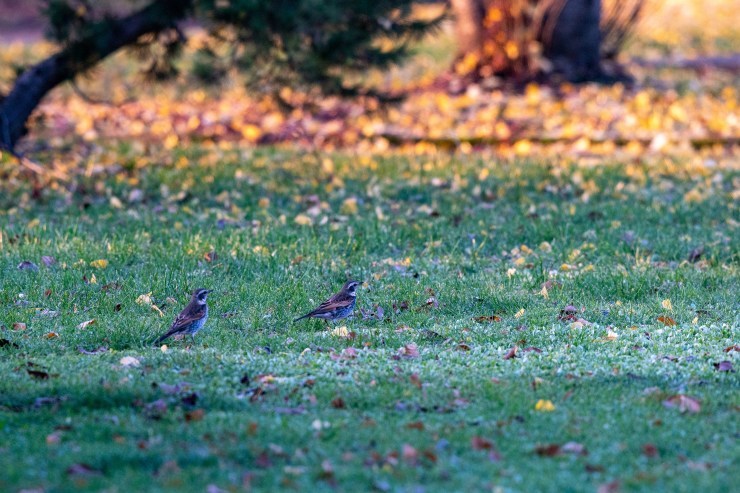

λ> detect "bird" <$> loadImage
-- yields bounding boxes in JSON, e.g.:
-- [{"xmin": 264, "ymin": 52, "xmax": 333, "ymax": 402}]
[
  {"xmin": 293, "ymin": 280, "xmax": 361, "ymax": 324},
  {"xmin": 154, "ymin": 288, "xmax": 212, "ymax": 345}
]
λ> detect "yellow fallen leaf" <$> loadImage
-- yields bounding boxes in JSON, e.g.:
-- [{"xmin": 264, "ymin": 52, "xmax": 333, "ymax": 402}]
[
  {"xmin": 535, "ymin": 399, "xmax": 555, "ymax": 412},
  {"xmin": 692, "ymin": 316, "xmax": 698, "ymax": 324},
  {"xmin": 136, "ymin": 292, "xmax": 153, "ymax": 305},
  {"xmin": 27, "ymin": 218, "xmax": 40, "ymax": 229},
  {"xmin": 44, "ymin": 332, "xmax": 59, "ymax": 339},
  {"xmin": 514, "ymin": 308, "xmax": 525, "ymax": 319},
  {"xmin": 90, "ymin": 259, "xmax": 108, "ymax": 269},
  {"xmin": 661, "ymin": 299, "xmax": 673, "ymax": 311},
  {"xmin": 160, "ymin": 344, "xmax": 168, "ymax": 353},
  {"xmin": 294, "ymin": 214, "xmax": 313, "ymax": 226},
  {"xmin": 151, "ymin": 305, "xmax": 164, "ymax": 317},
  {"xmin": 89, "ymin": 274, "xmax": 97, "ymax": 284},
  {"xmin": 570, "ymin": 321, "xmax": 584, "ymax": 330},
  {"xmin": 605, "ymin": 329, "xmax": 618, "ymax": 340},
  {"xmin": 540, "ymin": 286, "xmax": 549, "ymax": 299},
  {"xmin": 331, "ymin": 326, "xmax": 349, "ymax": 337},
  {"xmin": 119, "ymin": 356, "xmax": 140, "ymax": 367},
  {"xmin": 341, "ymin": 197, "xmax": 359, "ymax": 215}
]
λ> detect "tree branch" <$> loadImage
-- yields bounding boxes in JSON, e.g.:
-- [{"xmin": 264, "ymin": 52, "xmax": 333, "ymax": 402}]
[{"xmin": 0, "ymin": 0, "xmax": 191, "ymax": 152}]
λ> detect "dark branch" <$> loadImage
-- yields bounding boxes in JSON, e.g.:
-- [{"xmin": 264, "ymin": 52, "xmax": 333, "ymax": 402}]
[{"xmin": 0, "ymin": 0, "xmax": 191, "ymax": 151}]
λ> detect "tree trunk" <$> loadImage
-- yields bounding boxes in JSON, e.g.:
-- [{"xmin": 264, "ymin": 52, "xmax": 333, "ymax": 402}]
[
  {"xmin": 450, "ymin": 0, "xmax": 485, "ymax": 58},
  {"xmin": 544, "ymin": 0, "xmax": 604, "ymax": 81},
  {"xmin": 0, "ymin": 0, "xmax": 190, "ymax": 152}
]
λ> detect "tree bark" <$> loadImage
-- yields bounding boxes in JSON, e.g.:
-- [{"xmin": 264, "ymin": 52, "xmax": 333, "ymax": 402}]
[
  {"xmin": 0, "ymin": 0, "xmax": 190, "ymax": 152},
  {"xmin": 450, "ymin": 0, "xmax": 485, "ymax": 58}
]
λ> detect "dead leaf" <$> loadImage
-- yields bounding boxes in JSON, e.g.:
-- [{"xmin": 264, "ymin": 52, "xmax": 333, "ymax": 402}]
[
  {"xmin": 663, "ymin": 394, "xmax": 701, "ymax": 414},
  {"xmin": 724, "ymin": 345, "xmax": 740, "ymax": 353},
  {"xmin": 687, "ymin": 245, "xmax": 704, "ymax": 263},
  {"xmin": 44, "ymin": 331, "xmax": 59, "ymax": 339},
  {"xmin": 12, "ymin": 322, "xmax": 26, "ymax": 331},
  {"xmin": 27, "ymin": 369, "xmax": 50, "ymax": 380},
  {"xmin": 397, "ymin": 343, "xmax": 419, "ymax": 359},
  {"xmin": 642, "ymin": 443, "xmax": 659, "ymax": 458},
  {"xmin": 0, "ymin": 338, "xmax": 19, "ymax": 348},
  {"xmin": 204, "ymin": 250, "xmax": 218, "ymax": 262},
  {"xmin": 331, "ymin": 397, "xmax": 346, "ymax": 409},
  {"xmin": 713, "ymin": 360, "xmax": 734, "ymax": 372},
  {"xmin": 66, "ymin": 463, "xmax": 102, "ymax": 477},
  {"xmin": 457, "ymin": 343, "xmax": 472, "ymax": 351},
  {"xmin": 41, "ymin": 255, "xmax": 57, "ymax": 267},
  {"xmin": 503, "ymin": 345, "xmax": 518, "ymax": 359},
  {"xmin": 471, "ymin": 436, "xmax": 494, "ymax": 450},
  {"xmin": 77, "ymin": 319, "xmax": 96, "ymax": 329},
  {"xmin": 184, "ymin": 409, "xmax": 205, "ymax": 422},
  {"xmin": 120, "ymin": 356, "xmax": 141, "ymax": 367},
  {"xmin": 522, "ymin": 346, "xmax": 542, "ymax": 353},
  {"xmin": 17, "ymin": 260, "xmax": 39, "ymax": 271},
  {"xmin": 77, "ymin": 346, "xmax": 108, "ymax": 355},
  {"xmin": 473, "ymin": 315, "xmax": 502, "ymax": 323},
  {"xmin": 406, "ymin": 421, "xmax": 424, "ymax": 430},
  {"xmin": 90, "ymin": 259, "xmax": 108, "ymax": 269},
  {"xmin": 534, "ymin": 444, "xmax": 561, "ymax": 456},
  {"xmin": 597, "ymin": 480, "xmax": 621, "ymax": 493},
  {"xmin": 657, "ymin": 316, "xmax": 677, "ymax": 326}
]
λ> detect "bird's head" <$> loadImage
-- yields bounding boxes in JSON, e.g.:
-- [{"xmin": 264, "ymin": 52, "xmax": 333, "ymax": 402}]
[
  {"xmin": 192, "ymin": 288, "xmax": 212, "ymax": 304},
  {"xmin": 343, "ymin": 280, "xmax": 361, "ymax": 297}
]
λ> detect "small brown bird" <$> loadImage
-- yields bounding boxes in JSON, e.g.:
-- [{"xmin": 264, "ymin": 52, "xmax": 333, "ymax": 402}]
[
  {"xmin": 154, "ymin": 288, "xmax": 212, "ymax": 345},
  {"xmin": 293, "ymin": 280, "xmax": 360, "ymax": 324}
]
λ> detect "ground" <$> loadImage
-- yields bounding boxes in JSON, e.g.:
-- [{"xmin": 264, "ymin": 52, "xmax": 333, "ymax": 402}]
[
  {"xmin": 0, "ymin": 0, "xmax": 738, "ymax": 490},
  {"xmin": 0, "ymin": 151, "xmax": 737, "ymax": 492}
]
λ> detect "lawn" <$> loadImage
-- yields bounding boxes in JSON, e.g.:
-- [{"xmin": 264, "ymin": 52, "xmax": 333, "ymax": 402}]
[{"xmin": 0, "ymin": 150, "xmax": 737, "ymax": 492}]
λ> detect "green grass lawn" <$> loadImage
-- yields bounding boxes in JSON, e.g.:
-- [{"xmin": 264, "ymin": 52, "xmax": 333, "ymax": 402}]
[{"xmin": 0, "ymin": 149, "xmax": 738, "ymax": 492}]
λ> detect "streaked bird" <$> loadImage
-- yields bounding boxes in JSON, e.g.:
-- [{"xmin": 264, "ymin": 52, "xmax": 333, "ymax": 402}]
[
  {"xmin": 293, "ymin": 280, "xmax": 360, "ymax": 324},
  {"xmin": 154, "ymin": 288, "xmax": 212, "ymax": 345}
]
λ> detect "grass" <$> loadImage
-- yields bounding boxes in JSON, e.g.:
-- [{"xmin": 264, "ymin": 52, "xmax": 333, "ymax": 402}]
[{"xmin": 0, "ymin": 149, "xmax": 738, "ymax": 492}]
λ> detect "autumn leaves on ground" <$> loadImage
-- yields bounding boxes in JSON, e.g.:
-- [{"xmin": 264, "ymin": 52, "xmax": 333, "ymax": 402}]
[{"xmin": 1, "ymin": 1, "xmax": 739, "ymax": 492}]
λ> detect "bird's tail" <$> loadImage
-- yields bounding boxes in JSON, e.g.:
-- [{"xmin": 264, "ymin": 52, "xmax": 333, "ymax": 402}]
[
  {"xmin": 293, "ymin": 313, "xmax": 311, "ymax": 323},
  {"xmin": 153, "ymin": 334, "xmax": 169, "ymax": 345}
]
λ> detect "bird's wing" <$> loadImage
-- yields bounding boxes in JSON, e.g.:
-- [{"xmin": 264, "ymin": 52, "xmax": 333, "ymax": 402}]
[
  {"xmin": 168, "ymin": 303, "xmax": 207, "ymax": 332},
  {"xmin": 310, "ymin": 295, "xmax": 354, "ymax": 315}
]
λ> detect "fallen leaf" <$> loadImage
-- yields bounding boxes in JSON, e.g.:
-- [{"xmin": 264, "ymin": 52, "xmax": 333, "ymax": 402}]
[
  {"xmin": 204, "ymin": 250, "xmax": 217, "ymax": 262},
  {"xmin": 471, "ymin": 436, "xmax": 494, "ymax": 450},
  {"xmin": 724, "ymin": 345, "xmax": 740, "ymax": 353},
  {"xmin": 77, "ymin": 319, "xmax": 96, "ymax": 329},
  {"xmin": 397, "ymin": 343, "xmax": 420, "ymax": 359},
  {"xmin": 713, "ymin": 360, "xmax": 734, "ymax": 372},
  {"xmin": 90, "ymin": 259, "xmax": 108, "ymax": 269},
  {"xmin": 66, "ymin": 463, "xmax": 102, "ymax": 477},
  {"xmin": 661, "ymin": 299, "xmax": 673, "ymax": 311},
  {"xmin": 597, "ymin": 480, "xmax": 621, "ymax": 493},
  {"xmin": 457, "ymin": 343, "xmax": 472, "ymax": 351},
  {"xmin": 41, "ymin": 255, "xmax": 57, "ymax": 267},
  {"xmin": 294, "ymin": 214, "xmax": 313, "ymax": 226},
  {"xmin": 535, "ymin": 399, "xmax": 555, "ymax": 412},
  {"xmin": 473, "ymin": 315, "xmax": 502, "ymax": 323},
  {"xmin": 503, "ymin": 345, "xmax": 518, "ymax": 360},
  {"xmin": 78, "ymin": 346, "xmax": 108, "ymax": 355},
  {"xmin": 0, "ymin": 338, "xmax": 19, "ymax": 348},
  {"xmin": 17, "ymin": 260, "xmax": 39, "ymax": 271},
  {"xmin": 561, "ymin": 442, "xmax": 588, "ymax": 456},
  {"xmin": 534, "ymin": 444, "xmax": 561, "ymax": 456},
  {"xmin": 27, "ymin": 369, "xmax": 50, "ymax": 380},
  {"xmin": 522, "ymin": 346, "xmax": 542, "ymax": 353},
  {"xmin": 184, "ymin": 409, "xmax": 205, "ymax": 422},
  {"xmin": 120, "ymin": 356, "xmax": 141, "ymax": 367},
  {"xmin": 642, "ymin": 443, "xmax": 659, "ymax": 458},
  {"xmin": 331, "ymin": 397, "xmax": 346, "ymax": 409},
  {"xmin": 657, "ymin": 316, "xmax": 677, "ymax": 326},
  {"xmin": 44, "ymin": 331, "xmax": 59, "ymax": 339},
  {"xmin": 13, "ymin": 322, "xmax": 27, "ymax": 331},
  {"xmin": 663, "ymin": 394, "xmax": 701, "ymax": 414},
  {"xmin": 687, "ymin": 245, "xmax": 704, "ymax": 263},
  {"xmin": 406, "ymin": 421, "xmax": 424, "ymax": 430},
  {"xmin": 331, "ymin": 326, "xmax": 349, "ymax": 337}
]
